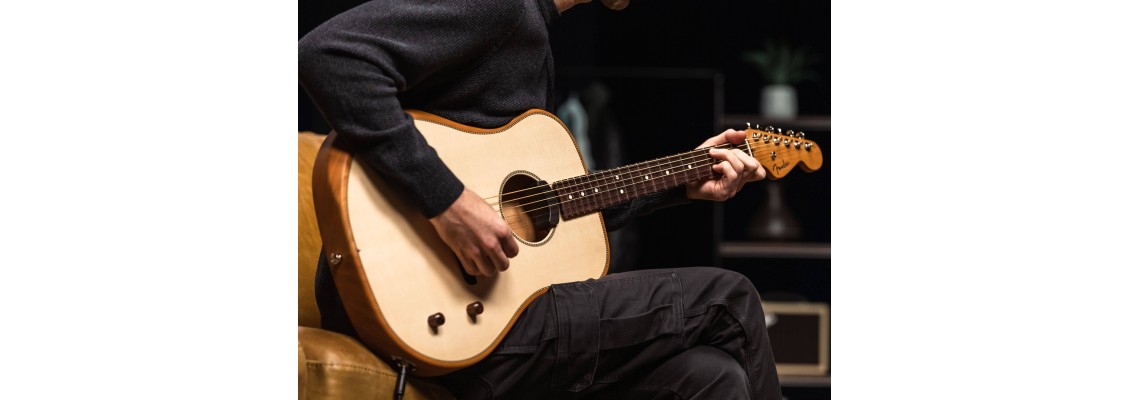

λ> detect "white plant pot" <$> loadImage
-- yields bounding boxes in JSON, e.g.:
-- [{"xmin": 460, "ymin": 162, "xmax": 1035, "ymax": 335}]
[{"xmin": 761, "ymin": 84, "xmax": 797, "ymax": 118}]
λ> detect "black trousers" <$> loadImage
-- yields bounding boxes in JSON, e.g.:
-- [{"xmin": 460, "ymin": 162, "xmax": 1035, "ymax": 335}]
[{"xmin": 316, "ymin": 259, "xmax": 781, "ymax": 399}]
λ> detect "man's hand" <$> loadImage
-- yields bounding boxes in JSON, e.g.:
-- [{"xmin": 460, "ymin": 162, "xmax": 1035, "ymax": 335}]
[
  {"xmin": 686, "ymin": 129, "xmax": 767, "ymax": 201},
  {"xmin": 429, "ymin": 188, "xmax": 520, "ymax": 277}
]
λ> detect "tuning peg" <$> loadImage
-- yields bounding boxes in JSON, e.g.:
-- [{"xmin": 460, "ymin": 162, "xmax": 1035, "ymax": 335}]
[
  {"xmin": 804, "ymin": 143, "xmax": 813, "ymax": 150},
  {"xmin": 777, "ymin": 128, "xmax": 783, "ymax": 134},
  {"xmin": 746, "ymin": 122, "xmax": 752, "ymax": 130},
  {"xmin": 762, "ymin": 135, "xmax": 770, "ymax": 143},
  {"xmin": 787, "ymin": 130, "xmax": 795, "ymax": 137},
  {"xmin": 797, "ymin": 131, "xmax": 806, "ymax": 139},
  {"xmin": 793, "ymin": 141, "xmax": 801, "ymax": 149},
  {"xmin": 772, "ymin": 137, "xmax": 780, "ymax": 145},
  {"xmin": 751, "ymin": 132, "xmax": 761, "ymax": 140},
  {"xmin": 783, "ymin": 138, "xmax": 791, "ymax": 146},
  {"xmin": 765, "ymin": 126, "xmax": 775, "ymax": 133}
]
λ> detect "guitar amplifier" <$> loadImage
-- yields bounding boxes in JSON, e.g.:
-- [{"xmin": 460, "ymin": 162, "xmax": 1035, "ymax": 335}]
[{"xmin": 762, "ymin": 301, "xmax": 830, "ymax": 376}]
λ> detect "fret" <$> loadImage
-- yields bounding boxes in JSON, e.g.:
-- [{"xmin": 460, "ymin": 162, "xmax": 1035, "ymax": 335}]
[
  {"xmin": 621, "ymin": 163, "xmax": 638, "ymax": 201},
  {"xmin": 587, "ymin": 170, "xmax": 604, "ymax": 210},
  {"xmin": 576, "ymin": 176, "xmax": 588, "ymax": 214},
  {"xmin": 583, "ymin": 176, "xmax": 596, "ymax": 212},
  {"xmin": 645, "ymin": 158, "xmax": 661, "ymax": 195},
  {"xmin": 597, "ymin": 169, "xmax": 615, "ymax": 209},
  {"xmin": 578, "ymin": 175, "xmax": 590, "ymax": 215}
]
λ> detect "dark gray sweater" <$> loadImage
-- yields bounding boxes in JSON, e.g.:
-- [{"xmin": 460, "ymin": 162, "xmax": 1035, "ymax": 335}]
[{"xmin": 298, "ymin": 0, "xmax": 686, "ymax": 227}]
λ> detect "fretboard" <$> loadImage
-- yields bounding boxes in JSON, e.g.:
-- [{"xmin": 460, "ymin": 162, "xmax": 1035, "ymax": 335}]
[{"xmin": 552, "ymin": 144, "xmax": 745, "ymax": 220}]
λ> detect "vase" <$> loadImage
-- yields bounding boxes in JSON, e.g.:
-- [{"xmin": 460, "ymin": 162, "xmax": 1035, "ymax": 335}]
[
  {"xmin": 760, "ymin": 84, "xmax": 797, "ymax": 119},
  {"xmin": 747, "ymin": 180, "xmax": 802, "ymax": 241}
]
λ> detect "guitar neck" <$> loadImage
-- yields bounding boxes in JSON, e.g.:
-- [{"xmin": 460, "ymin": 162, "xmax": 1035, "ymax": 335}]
[{"xmin": 552, "ymin": 143, "xmax": 748, "ymax": 220}]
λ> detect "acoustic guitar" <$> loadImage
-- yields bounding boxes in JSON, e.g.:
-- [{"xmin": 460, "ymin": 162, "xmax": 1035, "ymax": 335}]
[{"xmin": 312, "ymin": 109, "xmax": 823, "ymax": 376}]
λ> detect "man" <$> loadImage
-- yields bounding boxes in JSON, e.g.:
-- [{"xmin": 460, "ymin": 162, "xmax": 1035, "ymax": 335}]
[{"xmin": 299, "ymin": 0, "xmax": 782, "ymax": 398}]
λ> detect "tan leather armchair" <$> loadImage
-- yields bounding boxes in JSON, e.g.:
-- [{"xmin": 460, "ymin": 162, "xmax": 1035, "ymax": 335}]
[{"xmin": 299, "ymin": 132, "xmax": 455, "ymax": 400}]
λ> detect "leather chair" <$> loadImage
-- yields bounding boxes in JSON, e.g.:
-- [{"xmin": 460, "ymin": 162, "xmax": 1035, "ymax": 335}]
[{"xmin": 298, "ymin": 132, "xmax": 455, "ymax": 400}]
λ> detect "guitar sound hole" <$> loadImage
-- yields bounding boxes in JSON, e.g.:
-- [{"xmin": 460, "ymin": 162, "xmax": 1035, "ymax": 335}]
[{"xmin": 500, "ymin": 172, "xmax": 558, "ymax": 244}]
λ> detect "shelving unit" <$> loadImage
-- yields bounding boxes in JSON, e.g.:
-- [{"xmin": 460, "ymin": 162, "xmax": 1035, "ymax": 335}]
[
  {"xmin": 779, "ymin": 375, "xmax": 832, "ymax": 388},
  {"xmin": 718, "ymin": 242, "xmax": 830, "ymax": 259},
  {"xmin": 714, "ymin": 114, "xmax": 832, "ymax": 398}
]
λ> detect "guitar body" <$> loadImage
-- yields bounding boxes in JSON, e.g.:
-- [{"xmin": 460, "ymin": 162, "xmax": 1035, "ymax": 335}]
[{"xmin": 313, "ymin": 109, "xmax": 609, "ymax": 376}]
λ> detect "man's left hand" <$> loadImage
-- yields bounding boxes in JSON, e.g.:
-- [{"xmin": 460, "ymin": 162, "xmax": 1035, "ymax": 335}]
[{"xmin": 686, "ymin": 129, "xmax": 767, "ymax": 201}]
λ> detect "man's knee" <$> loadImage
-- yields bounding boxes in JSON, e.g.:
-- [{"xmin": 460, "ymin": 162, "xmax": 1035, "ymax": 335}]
[
  {"xmin": 680, "ymin": 267, "xmax": 762, "ymax": 303},
  {"xmin": 674, "ymin": 346, "xmax": 749, "ymax": 398}
]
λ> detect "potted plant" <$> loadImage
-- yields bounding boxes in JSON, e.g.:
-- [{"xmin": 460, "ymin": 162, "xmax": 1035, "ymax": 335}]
[{"xmin": 742, "ymin": 40, "xmax": 819, "ymax": 118}]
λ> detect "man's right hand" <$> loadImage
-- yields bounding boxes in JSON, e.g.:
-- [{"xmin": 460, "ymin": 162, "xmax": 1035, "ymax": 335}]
[{"xmin": 429, "ymin": 188, "xmax": 520, "ymax": 277}]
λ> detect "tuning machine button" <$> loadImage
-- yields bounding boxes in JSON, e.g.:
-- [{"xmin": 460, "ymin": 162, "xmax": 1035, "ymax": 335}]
[
  {"xmin": 804, "ymin": 143, "xmax": 813, "ymax": 150},
  {"xmin": 787, "ymin": 130, "xmax": 795, "ymax": 137},
  {"xmin": 793, "ymin": 141, "xmax": 802, "ymax": 149}
]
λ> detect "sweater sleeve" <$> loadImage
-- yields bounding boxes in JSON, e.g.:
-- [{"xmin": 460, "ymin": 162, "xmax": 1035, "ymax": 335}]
[
  {"xmin": 601, "ymin": 187, "xmax": 691, "ymax": 231},
  {"xmin": 298, "ymin": 1, "xmax": 525, "ymax": 218}
]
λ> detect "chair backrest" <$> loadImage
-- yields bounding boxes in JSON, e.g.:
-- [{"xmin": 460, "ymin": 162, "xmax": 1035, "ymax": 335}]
[{"xmin": 298, "ymin": 132, "xmax": 327, "ymax": 328}]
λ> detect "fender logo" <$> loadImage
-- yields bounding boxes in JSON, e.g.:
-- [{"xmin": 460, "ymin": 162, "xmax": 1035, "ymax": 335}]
[{"xmin": 773, "ymin": 160, "xmax": 791, "ymax": 174}]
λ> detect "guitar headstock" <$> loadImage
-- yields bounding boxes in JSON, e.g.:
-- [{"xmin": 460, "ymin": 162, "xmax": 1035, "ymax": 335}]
[{"xmin": 742, "ymin": 124, "xmax": 824, "ymax": 180}]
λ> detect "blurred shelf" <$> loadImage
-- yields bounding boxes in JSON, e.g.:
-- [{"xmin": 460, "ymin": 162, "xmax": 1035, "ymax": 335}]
[
  {"xmin": 722, "ymin": 114, "xmax": 831, "ymax": 132},
  {"xmin": 718, "ymin": 242, "xmax": 831, "ymax": 259},
  {"xmin": 779, "ymin": 375, "xmax": 831, "ymax": 388}
]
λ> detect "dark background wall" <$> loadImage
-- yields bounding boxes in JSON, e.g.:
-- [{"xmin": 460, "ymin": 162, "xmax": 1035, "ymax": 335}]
[{"xmin": 299, "ymin": 0, "xmax": 831, "ymax": 131}]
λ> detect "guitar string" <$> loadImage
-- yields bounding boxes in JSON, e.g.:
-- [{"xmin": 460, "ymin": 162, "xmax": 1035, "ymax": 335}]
[
  {"xmin": 487, "ymin": 140, "xmax": 805, "ymax": 208},
  {"xmin": 495, "ymin": 153, "xmax": 717, "ymax": 214},
  {"xmin": 481, "ymin": 137, "xmax": 813, "ymax": 204},
  {"xmin": 499, "ymin": 143, "xmax": 811, "ymax": 231},
  {"xmin": 497, "ymin": 141, "xmax": 809, "ymax": 225},
  {"xmin": 476, "ymin": 140, "xmax": 804, "ymax": 203},
  {"xmin": 490, "ymin": 144, "xmax": 736, "ymax": 212},
  {"xmin": 487, "ymin": 144, "xmax": 733, "ymax": 207},
  {"xmin": 491, "ymin": 141, "xmax": 805, "ymax": 212},
  {"xmin": 498, "ymin": 155, "xmax": 725, "ymax": 224},
  {"xmin": 481, "ymin": 141, "xmax": 743, "ymax": 204}
]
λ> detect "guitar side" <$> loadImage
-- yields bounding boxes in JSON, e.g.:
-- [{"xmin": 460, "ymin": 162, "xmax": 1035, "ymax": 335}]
[{"xmin": 313, "ymin": 109, "xmax": 609, "ymax": 376}]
